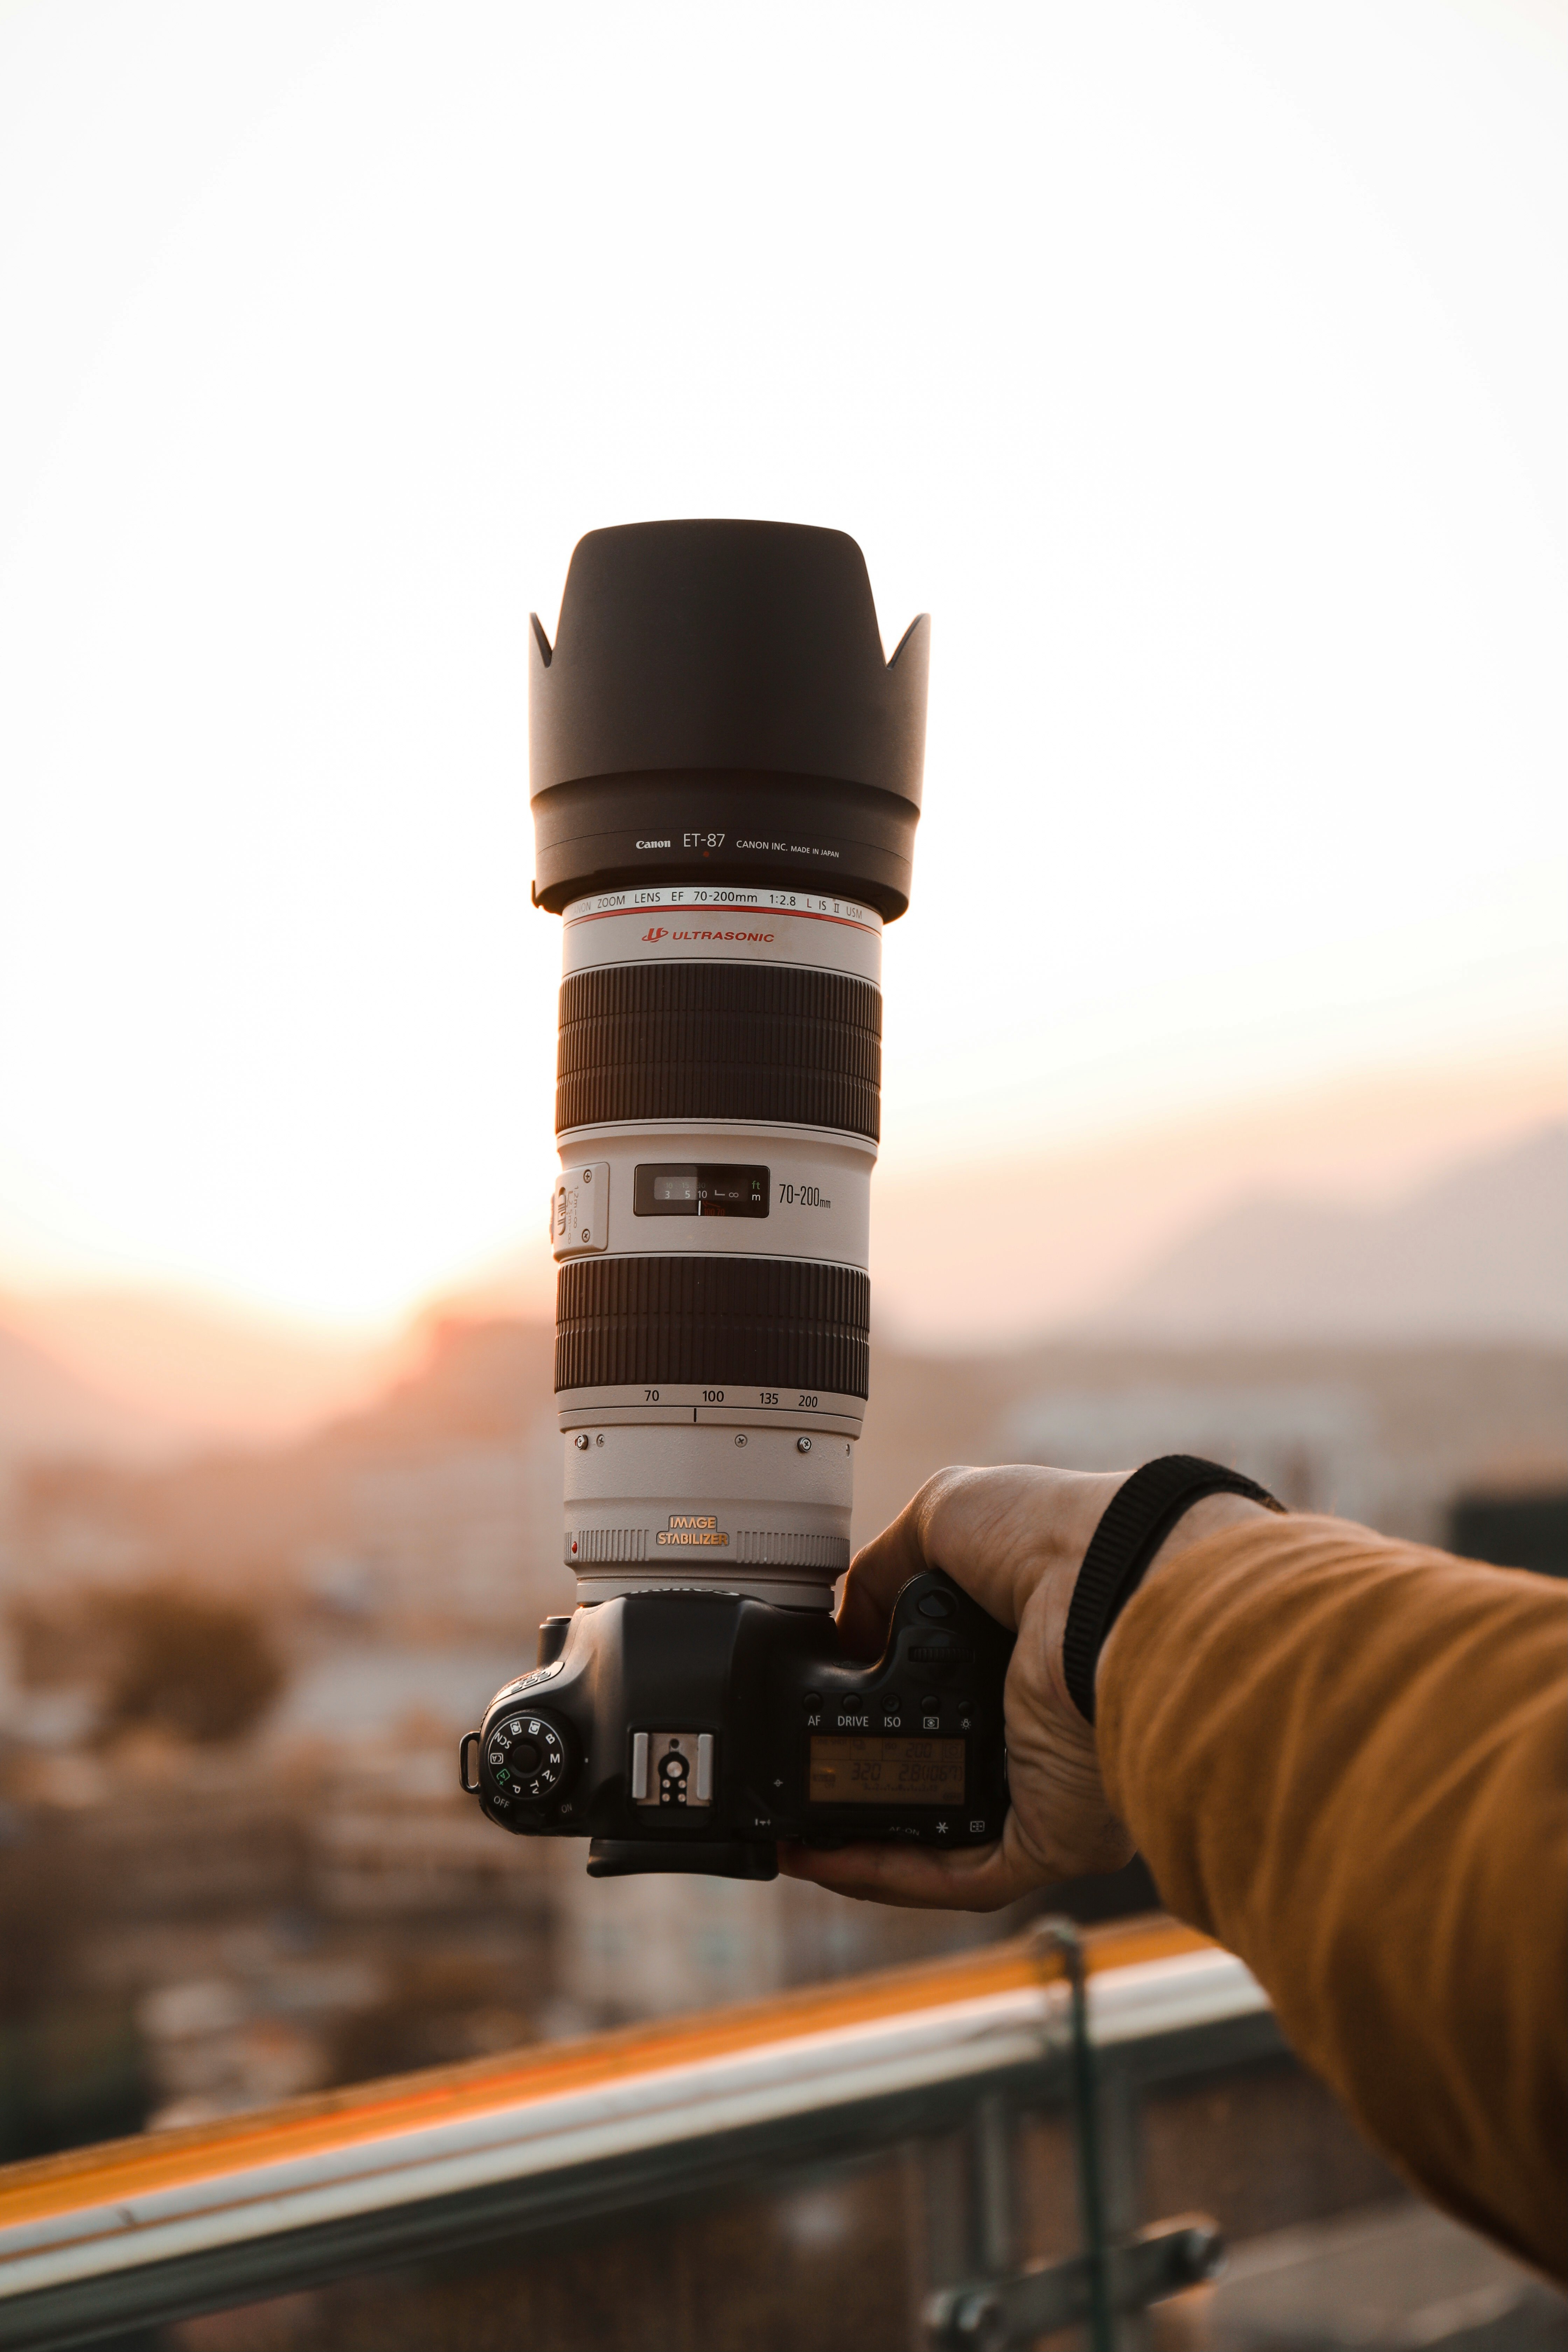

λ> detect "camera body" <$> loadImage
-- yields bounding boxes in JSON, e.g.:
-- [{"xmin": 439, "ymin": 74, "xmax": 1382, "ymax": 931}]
[
  {"xmin": 463, "ymin": 1569, "xmax": 1013, "ymax": 1879},
  {"xmin": 461, "ymin": 519, "xmax": 1016, "ymax": 1878}
]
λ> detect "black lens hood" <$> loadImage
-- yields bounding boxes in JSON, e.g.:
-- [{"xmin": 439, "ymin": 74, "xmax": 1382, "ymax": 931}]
[{"xmin": 529, "ymin": 519, "xmax": 929, "ymax": 919}]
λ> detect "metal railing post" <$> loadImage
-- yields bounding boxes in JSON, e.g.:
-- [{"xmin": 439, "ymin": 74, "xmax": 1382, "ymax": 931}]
[
  {"xmin": 970, "ymin": 2093, "xmax": 1015, "ymax": 2282},
  {"xmin": 1035, "ymin": 1917, "xmax": 1116, "ymax": 2352}
]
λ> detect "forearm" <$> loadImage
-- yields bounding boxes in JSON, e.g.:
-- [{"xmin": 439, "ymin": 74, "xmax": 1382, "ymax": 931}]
[{"xmin": 1097, "ymin": 1512, "xmax": 1568, "ymax": 2279}]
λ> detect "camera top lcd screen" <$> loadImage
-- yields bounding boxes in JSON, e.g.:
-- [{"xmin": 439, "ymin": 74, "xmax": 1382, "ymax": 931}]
[
  {"xmin": 634, "ymin": 1164, "xmax": 769, "ymax": 1217},
  {"xmin": 808, "ymin": 1735, "xmax": 965, "ymax": 1806}
]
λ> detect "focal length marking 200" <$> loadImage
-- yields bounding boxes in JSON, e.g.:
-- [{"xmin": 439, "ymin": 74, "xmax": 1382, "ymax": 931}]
[{"xmin": 461, "ymin": 519, "xmax": 1013, "ymax": 1879}]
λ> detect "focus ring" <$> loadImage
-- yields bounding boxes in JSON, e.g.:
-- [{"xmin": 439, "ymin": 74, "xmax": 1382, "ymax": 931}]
[
  {"xmin": 557, "ymin": 964, "xmax": 881, "ymax": 1141},
  {"xmin": 556, "ymin": 1256, "xmax": 871, "ymax": 1398}
]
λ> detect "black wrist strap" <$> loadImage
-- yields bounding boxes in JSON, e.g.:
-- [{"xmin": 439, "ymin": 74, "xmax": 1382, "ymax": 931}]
[{"xmin": 1062, "ymin": 1454, "xmax": 1284, "ymax": 1725}]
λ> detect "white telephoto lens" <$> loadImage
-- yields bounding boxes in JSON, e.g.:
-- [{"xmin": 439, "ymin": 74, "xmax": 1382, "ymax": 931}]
[{"xmin": 551, "ymin": 884, "xmax": 881, "ymax": 1607}]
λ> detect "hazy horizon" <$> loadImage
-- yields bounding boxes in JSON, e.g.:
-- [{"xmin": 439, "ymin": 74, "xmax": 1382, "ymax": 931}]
[
  {"xmin": 3, "ymin": 1096, "xmax": 1562, "ymax": 1456},
  {"xmin": 1, "ymin": 3, "xmax": 1562, "ymax": 1334}
]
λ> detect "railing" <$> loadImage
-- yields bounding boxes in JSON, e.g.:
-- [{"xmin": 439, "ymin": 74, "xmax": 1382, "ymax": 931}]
[{"xmin": 0, "ymin": 1918, "xmax": 1279, "ymax": 2350}]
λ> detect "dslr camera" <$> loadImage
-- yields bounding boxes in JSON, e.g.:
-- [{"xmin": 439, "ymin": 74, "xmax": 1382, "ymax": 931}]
[{"xmin": 460, "ymin": 521, "xmax": 1012, "ymax": 1879}]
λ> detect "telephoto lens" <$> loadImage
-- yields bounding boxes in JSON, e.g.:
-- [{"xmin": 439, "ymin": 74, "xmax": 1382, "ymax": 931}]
[{"xmin": 461, "ymin": 521, "xmax": 1013, "ymax": 1878}]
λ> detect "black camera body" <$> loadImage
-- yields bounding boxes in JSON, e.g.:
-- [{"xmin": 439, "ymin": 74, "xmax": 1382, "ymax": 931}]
[{"xmin": 462, "ymin": 1570, "xmax": 1013, "ymax": 1880}]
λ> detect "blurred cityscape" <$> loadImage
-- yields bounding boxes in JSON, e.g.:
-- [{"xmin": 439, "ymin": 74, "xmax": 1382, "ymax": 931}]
[{"xmin": 1, "ymin": 1127, "xmax": 1564, "ymax": 2166}]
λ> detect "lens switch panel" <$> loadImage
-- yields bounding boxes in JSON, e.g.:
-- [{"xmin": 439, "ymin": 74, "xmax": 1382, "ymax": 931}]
[{"xmin": 553, "ymin": 1164, "xmax": 610, "ymax": 1258}]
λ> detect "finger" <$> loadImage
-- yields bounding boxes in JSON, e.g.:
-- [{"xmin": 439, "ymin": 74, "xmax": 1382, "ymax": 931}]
[
  {"xmin": 778, "ymin": 1830, "xmax": 1038, "ymax": 1913},
  {"xmin": 836, "ymin": 1466, "xmax": 1038, "ymax": 1657},
  {"xmin": 838, "ymin": 1465, "xmax": 1126, "ymax": 1660},
  {"xmin": 836, "ymin": 1466, "xmax": 1020, "ymax": 1657},
  {"xmin": 834, "ymin": 1475, "xmax": 949, "ymax": 1656}
]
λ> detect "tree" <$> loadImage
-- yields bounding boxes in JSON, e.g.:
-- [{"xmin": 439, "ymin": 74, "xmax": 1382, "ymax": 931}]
[{"xmin": 97, "ymin": 1585, "xmax": 284, "ymax": 1745}]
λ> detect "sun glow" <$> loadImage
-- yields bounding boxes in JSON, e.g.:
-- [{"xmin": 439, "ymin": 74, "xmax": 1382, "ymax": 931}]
[{"xmin": 0, "ymin": 2, "xmax": 1562, "ymax": 1333}]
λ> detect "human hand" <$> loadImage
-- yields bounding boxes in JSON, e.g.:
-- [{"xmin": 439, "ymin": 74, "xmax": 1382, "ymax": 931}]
[{"xmin": 778, "ymin": 1464, "xmax": 1263, "ymax": 1911}]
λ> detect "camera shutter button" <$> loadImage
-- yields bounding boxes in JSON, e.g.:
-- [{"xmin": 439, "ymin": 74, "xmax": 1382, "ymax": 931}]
[{"xmin": 917, "ymin": 1590, "xmax": 956, "ymax": 1620}]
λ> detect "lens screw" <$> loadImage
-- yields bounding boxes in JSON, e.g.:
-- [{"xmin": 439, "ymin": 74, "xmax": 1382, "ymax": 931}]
[
  {"xmin": 594, "ymin": 1433, "xmax": 605, "ymax": 1447},
  {"xmin": 796, "ymin": 1436, "xmax": 813, "ymax": 1453},
  {"xmin": 734, "ymin": 1433, "xmax": 748, "ymax": 1447},
  {"xmin": 574, "ymin": 1433, "xmax": 590, "ymax": 1451}
]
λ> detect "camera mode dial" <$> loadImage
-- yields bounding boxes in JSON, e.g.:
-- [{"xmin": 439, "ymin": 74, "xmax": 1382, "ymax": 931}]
[{"xmin": 484, "ymin": 1706, "xmax": 575, "ymax": 1804}]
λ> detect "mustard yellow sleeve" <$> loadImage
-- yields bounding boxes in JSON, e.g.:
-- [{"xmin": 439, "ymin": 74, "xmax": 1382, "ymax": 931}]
[{"xmin": 1096, "ymin": 1513, "xmax": 1568, "ymax": 2280}]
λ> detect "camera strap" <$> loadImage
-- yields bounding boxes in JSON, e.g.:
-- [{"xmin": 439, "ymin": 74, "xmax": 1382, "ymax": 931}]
[{"xmin": 1062, "ymin": 1453, "xmax": 1284, "ymax": 1724}]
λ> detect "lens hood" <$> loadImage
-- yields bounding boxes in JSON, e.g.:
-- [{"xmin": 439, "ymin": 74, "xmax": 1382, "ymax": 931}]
[{"xmin": 529, "ymin": 519, "xmax": 929, "ymax": 917}]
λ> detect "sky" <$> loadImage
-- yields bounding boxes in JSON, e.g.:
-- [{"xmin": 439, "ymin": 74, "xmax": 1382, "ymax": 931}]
[{"xmin": 0, "ymin": 0, "xmax": 1563, "ymax": 1338}]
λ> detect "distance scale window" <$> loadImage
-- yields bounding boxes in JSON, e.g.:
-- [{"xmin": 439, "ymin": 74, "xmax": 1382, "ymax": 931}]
[{"xmin": 633, "ymin": 1163, "xmax": 769, "ymax": 1218}]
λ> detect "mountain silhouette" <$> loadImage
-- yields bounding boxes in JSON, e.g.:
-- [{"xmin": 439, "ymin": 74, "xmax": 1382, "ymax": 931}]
[
  {"xmin": 0, "ymin": 1319, "xmax": 183, "ymax": 1463},
  {"xmin": 1097, "ymin": 1124, "xmax": 1567, "ymax": 1343}
]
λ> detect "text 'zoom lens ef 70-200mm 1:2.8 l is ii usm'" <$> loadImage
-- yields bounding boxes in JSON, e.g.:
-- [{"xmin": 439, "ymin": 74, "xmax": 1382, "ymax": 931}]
[{"xmin": 460, "ymin": 521, "xmax": 1015, "ymax": 1879}]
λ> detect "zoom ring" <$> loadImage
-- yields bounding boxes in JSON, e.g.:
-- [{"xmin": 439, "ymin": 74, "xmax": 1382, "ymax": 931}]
[
  {"xmin": 557, "ymin": 964, "xmax": 881, "ymax": 1140},
  {"xmin": 556, "ymin": 1256, "xmax": 871, "ymax": 1398}
]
